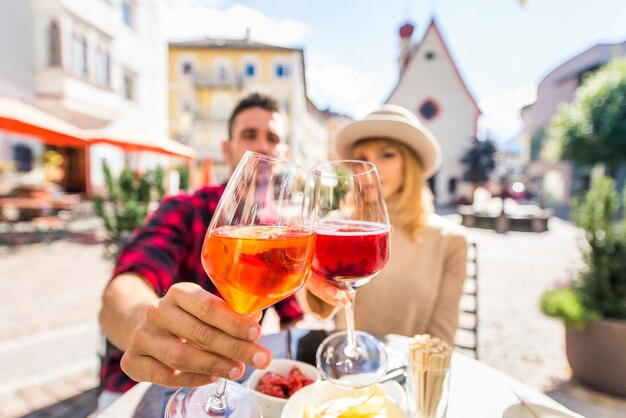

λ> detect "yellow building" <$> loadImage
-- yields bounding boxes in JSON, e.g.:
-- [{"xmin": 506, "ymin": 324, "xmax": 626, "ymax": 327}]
[{"xmin": 169, "ymin": 36, "xmax": 328, "ymax": 184}]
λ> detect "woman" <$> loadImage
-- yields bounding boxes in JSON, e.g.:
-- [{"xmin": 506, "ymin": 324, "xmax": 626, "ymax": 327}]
[{"xmin": 303, "ymin": 105, "xmax": 468, "ymax": 345}]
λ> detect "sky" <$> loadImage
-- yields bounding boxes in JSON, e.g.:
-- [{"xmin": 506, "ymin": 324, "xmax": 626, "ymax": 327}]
[{"xmin": 164, "ymin": 0, "xmax": 626, "ymax": 143}]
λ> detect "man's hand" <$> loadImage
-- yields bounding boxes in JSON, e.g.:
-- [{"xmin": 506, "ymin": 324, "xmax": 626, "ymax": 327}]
[{"xmin": 119, "ymin": 282, "xmax": 270, "ymax": 388}]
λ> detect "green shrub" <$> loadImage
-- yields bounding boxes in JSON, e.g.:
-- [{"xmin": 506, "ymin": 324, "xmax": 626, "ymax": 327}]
[
  {"xmin": 93, "ymin": 163, "xmax": 165, "ymax": 261},
  {"xmin": 541, "ymin": 176, "xmax": 626, "ymax": 326}
]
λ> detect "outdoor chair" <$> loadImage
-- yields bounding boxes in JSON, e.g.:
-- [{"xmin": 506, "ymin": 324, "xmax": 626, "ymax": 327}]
[{"xmin": 455, "ymin": 241, "xmax": 479, "ymax": 359}]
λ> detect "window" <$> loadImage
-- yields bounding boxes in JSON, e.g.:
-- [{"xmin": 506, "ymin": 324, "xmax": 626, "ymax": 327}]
[
  {"xmin": 425, "ymin": 51, "xmax": 436, "ymax": 60},
  {"xmin": 448, "ymin": 177, "xmax": 458, "ymax": 194},
  {"xmin": 275, "ymin": 63, "xmax": 290, "ymax": 78},
  {"xmin": 71, "ymin": 32, "xmax": 88, "ymax": 75},
  {"xmin": 418, "ymin": 99, "xmax": 440, "ymax": 120},
  {"xmin": 211, "ymin": 93, "xmax": 233, "ymax": 121},
  {"xmin": 122, "ymin": 0, "xmax": 135, "ymax": 28},
  {"xmin": 182, "ymin": 61, "xmax": 193, "ymax": 75},
  {"xmin": 49, "ymin": 21, "xmax": 61, "ymax": 67},
  {"xmin": 180, "ymin": 96, "xmax": 195, "ymax": 113},
  {"xmin": 216, "ymin": 64, "xmax": 228, "ymax": 81},
  {"xmin": 13, "ymin": 144, "xmax": 33, "ymax": 172},
  {"xmin": 122, "ymin": 71, "xmax": 136, "ymax": 101},
  {"xmin": 244, "ymin": 63, "xmax": 256, "ymax": 77},
  {"xmin": 95, "ymin": 46, "xmax": 111, "ymax": 86}
]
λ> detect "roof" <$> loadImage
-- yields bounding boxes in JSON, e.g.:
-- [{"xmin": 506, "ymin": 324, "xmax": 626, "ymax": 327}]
[
  {"xmin": 169, "ymin": 37, "xmax": 302, "ymax": 53},
  {"xmin": 386, "ymin": 19, "xmax": 480, "ymax": 116},
  {"xmin": 170, "ymin": 35, "xmax": 309, "ymax": 99},
  {"xmin": 538, "ymin": 40, "xmax": 626, "ymax": 89}
]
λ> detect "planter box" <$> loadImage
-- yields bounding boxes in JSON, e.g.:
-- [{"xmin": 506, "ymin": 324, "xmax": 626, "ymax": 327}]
[{"xmin": 566, "ymin": 318, "xmax": 626, "ymax": 398}]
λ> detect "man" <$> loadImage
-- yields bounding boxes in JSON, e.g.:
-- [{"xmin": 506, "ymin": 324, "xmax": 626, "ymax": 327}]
[{"xmin": 98, "ymin": 93, "xmax": 345, "ymax": 407}]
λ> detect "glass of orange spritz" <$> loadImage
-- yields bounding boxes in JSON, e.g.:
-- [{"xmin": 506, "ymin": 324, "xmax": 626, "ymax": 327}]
[{"xmin": 165, "ymin": 151, "xmax": 320, "ymax": 418}]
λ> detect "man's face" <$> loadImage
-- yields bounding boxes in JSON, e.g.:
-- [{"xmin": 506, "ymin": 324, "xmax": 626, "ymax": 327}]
[{"xmin": 222, "ymin": 107, "xmax": 286, "ymax": 173}]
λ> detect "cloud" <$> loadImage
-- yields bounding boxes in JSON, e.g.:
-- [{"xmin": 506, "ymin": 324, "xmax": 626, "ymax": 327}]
[
  {"xmin": 306, "ymin": 52, "xmax": 383, "ymax": 119},
  {"xmin": 165, "ymin": 3, "xmax": 310, "ymax": 45},
  {"xmin": 478, "ymin": 83, "xmax": 537, "ymax": 142}
]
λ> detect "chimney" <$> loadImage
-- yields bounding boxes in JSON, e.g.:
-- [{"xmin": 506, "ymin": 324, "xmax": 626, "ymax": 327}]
[{"xmin": 398, "ymin": 22, "xmax": 414, "ymax": 76}]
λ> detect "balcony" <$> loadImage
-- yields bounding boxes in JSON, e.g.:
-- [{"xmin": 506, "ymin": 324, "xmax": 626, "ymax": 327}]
[
  {"xmin": 34, "ymin": 67, "xmax": 119, "ymax": 129},
  {"xmin": 192, "ymin": 73, "xmax": 243, "ymax": 89}
]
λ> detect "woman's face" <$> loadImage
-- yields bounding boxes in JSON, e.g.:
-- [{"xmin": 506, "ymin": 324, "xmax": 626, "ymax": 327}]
[{"xmin": 352, "ymin": 141, "xmax": 404, "ymax": 200}]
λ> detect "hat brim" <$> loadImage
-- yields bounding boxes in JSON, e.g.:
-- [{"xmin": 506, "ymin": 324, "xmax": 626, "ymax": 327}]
[{"xmin": 334, "ymin": 116, "xmax": 442, "ymax": 179}]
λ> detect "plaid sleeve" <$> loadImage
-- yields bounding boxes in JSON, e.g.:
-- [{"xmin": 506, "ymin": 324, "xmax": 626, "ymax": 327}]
[
  {"xmin": 273, "ymin": 294, "xmax": 304, "ymax": 324},
  {"xmin": 113, "ymin": 195, "xmax": 195, "ymax": 296}
]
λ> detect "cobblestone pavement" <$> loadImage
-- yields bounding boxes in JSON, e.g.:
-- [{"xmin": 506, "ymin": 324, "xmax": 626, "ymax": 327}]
[
  {"xmin": 1, "ymin": 220, "xmax": 625, "ymax": 417},
  {"xmin": 466, "ymin": 216, "xmax": 583, "ymax": 390},
  {"xmin": 0, "ymin": 370, "xmax": 98, "ymax": 418},
  {"xmin": 0, "ymin": 241, "xmax": 112, "ymax": 341}
]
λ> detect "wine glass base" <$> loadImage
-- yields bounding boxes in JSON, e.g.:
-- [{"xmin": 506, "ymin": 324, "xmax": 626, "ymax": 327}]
[
  {"xmin": 316, "ymin": 330, "xmax": 388, "ymax": 388},
  {"xmin": 165, "ymin": 381, "xmax": 262, "ymax": 418}
]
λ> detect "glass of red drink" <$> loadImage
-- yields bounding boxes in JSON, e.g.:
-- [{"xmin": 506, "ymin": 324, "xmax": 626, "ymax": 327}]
[
  {"xmin": 165, "ymin": 151, "xmax": 320, "ymax": 418},
  {"xmin": 313, "ymin": 160, "xmax": 391, "ymax": 388}
]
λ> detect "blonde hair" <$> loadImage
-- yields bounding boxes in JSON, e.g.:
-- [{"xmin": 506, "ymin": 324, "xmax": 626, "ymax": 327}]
[{"xmin": 351, "ymin": 138, "xmax": 434, "ymax": 240}]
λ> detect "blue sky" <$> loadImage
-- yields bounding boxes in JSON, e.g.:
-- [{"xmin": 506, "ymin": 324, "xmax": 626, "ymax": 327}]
[{"xmin": 165, "ymin": 0, "xmax": 626, "ymax": 142}]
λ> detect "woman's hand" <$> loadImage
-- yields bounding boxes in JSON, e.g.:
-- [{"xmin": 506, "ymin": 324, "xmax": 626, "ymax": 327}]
[{"xmin": 304, "ymin": 272, "xmax": 348, "ymax": 307}]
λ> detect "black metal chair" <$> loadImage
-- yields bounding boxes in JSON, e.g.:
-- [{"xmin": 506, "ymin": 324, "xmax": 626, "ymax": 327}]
[{"xmin": 455, "ymin": 241, "xmax": 479, "ymax": 359}]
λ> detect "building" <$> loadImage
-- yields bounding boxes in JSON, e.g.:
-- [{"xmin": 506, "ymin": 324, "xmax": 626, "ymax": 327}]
[
  {"xmin": 168, "ymin": 35, "xmax": 328, "ymax": 184},
  {"xmin": 521, "ymin": 40, "xmax": 626, "ymax": 204},
  {"xmin": 386, "ymin": 20, "xmax": 480, "ymax": 205},
  {"xmin": 0, "ymin": 0, "xmax": 179, "ymax": 195}
]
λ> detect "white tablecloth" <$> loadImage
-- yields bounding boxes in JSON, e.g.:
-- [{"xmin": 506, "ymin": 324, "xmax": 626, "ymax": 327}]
[{"xmin": 99, "ymin": 334, "xmax": 578, "ymax": 417}]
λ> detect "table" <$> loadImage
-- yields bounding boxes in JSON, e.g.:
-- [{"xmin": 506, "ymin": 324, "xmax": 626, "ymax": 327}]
[{"xmin": 98, "ymin": 330, "xmax": 578, "ymax": 417}]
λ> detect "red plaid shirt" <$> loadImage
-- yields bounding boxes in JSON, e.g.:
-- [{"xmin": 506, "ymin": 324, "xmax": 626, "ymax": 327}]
[{"xmin": 100, "ymin": 185, "xmax": 304, "ymax": 393}]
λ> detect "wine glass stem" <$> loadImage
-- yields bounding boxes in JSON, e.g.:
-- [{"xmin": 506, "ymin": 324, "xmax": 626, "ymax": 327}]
[
  {"xmin": 205, "ymin": 378, "xmax": 228, "ymax": 415},
  {"xmin": 343, "ymin": 286, "xmax": 360, "ymax": 358}
]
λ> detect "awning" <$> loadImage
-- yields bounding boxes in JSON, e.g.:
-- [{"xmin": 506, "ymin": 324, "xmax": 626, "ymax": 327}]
[
  {"xmin": 0, "ymin": 97, "xmax": 87, "ymax": 147},
  {"xmin": 84, "ymin": 130, "xmax": 196, "ymax": 160},
  {"xmin": 0, "ymin": 97, "xmax": 195, "ymax": 160}
]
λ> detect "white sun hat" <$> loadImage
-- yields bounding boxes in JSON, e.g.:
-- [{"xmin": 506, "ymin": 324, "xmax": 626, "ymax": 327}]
[{"xmin": 334, "ymin": 104, "xmax": 442, "ymax": 178}]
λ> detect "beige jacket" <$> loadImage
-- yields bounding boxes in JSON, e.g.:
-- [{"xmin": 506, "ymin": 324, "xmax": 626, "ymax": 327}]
[{"xmin": 303, "ymin": 214, "xmax": 468, "ymax": 345}]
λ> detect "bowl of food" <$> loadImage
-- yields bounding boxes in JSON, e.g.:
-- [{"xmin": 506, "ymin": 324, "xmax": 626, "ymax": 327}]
[
  {"xmin": 245, "ymin": 358, "xmax": 320, "ymax": 418},
  {"xmin": 282, "ymin": 381, "xmax": 408, "ymax": 418}
]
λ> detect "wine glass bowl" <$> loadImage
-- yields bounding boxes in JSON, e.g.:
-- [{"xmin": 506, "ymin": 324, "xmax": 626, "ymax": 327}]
[
  {"xmin": 202, "ymin": 225, "xmax": 316, "ymax": 314},
  {"xmin": 312, "ymin": 219, "xmax": 389, "ymax": 289}
]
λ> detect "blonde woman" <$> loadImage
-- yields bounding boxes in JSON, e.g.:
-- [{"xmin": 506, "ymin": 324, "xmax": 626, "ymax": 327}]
[{"xmin": 303, "ymin": 105, "xmax": 468, "ymax": 345}]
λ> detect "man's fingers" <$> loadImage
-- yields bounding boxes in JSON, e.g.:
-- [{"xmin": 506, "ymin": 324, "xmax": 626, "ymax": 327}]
[
  {"xmin": 305, "ymin": 273, "xmax": 348, "ymax": 307},
  {"xmin": 121, "ymin": 351, "xmax": 219, "ymax": 388},
  {"xmin": 249, "ymin": 311, "xmax": 263, "ymax": 323},
  {"xmin": 133, "ymin": 328, "xmax": 247, "ymax": 379},
  {"xmin": 148, "ymin": 302, "xmax": 271, "ymax": 369},
  {"xmin": 169, "ymin": 283, "xmax": 262, "ymax": 341}
]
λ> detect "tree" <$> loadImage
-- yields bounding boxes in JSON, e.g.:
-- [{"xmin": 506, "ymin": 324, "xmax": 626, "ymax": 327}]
[
  {"xmin": 547, "ymin": 58, "xmax": 626, "ymax": 175},
  {"xmin": 460, "ymin": 138, "xmax": 497, "ymax": 185}
]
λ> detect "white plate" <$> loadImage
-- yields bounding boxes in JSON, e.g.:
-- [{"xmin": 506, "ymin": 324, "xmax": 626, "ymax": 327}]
[
  {"xmin": 502, "ymin": 403, "xmax": 585, "ymax": 418},
  {"xmin": 281, "ymin": 380, "xmax": 408, "ymax": 418}
]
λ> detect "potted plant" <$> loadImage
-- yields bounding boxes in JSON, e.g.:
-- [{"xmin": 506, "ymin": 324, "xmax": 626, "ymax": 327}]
[
  {"xmin": 540, "ymin": 176, "xmax": 626, "ymax": 397},
  {"xmin": 93, "ymin": 163, "xmax": 165, "ymax": 261}
]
